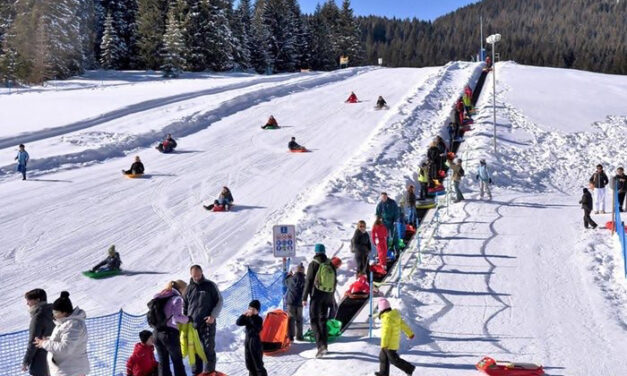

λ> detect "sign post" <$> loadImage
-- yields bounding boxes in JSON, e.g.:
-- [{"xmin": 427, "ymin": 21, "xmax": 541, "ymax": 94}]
[{"xmin": 273, "ymin": 225, "xmax": 296, "ymax": 310}]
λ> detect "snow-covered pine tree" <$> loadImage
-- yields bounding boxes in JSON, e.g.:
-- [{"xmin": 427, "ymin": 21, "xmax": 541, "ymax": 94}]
[
  {"xmin": 337, "ymin": 0, "xmax": 363, "ymax": 65},
  {"xmin": 249, "ymin": 0, "xmax": 269, "ymax": 73},
  {"xmin": 204, "ymin": 0, "xmax": 234, "ymax": 71},
  {"xmin": 100, "ymin": 11, "xmax": 121, "ymax": 69},
  {"xmin": 184, "ymin": 0, "xmax": 209, "ymax": 71},
  {"xmin": 307, "ymin": 4, "xmax": 335, "ymax": 71},
  {"xmin": 230, "ymin": 0, "xmax": 252, "ymax": 70},
  {"xmin": 45, "ymin": 0, "xmax": 83, "ymax": 78},
  {"xmin": 161, "ymin": 5, "xmax": 186, "ymax": 77},
  {"xmin": 261, "ymin": 0, "xmax": 296, "ymax": 72},
  {"xmin": 320, "ymin": 0, "xmax": 340, "ymax": 59},
  {"xmin": 285, "ymin": 0, "xmax": 307, "ymax": 70},
  {"xmin": 137, "ymin": 0, "xmax": 168, "ymax": 70}
]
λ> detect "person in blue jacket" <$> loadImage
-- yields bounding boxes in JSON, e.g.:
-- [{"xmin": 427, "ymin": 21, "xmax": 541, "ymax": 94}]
[
  {"xmin": 475, "ymin": 159, "xmax": 492, "ymax": 200},
  {"xmin": 15, "ymin": 144, "xmax": 29, "ymax": 180},
  {"xmin": 375, "ymin": 192, "xmax": 400, "ymax": 250}
]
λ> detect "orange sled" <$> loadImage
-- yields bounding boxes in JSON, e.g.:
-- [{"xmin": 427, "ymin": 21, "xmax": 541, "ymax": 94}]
[
  {"xmin": 289, "ymin": 148, "xmax": 309, "ymax": 153},
  {"xmin": 605, "ymin": 221, "xmax": 627, "ymax": 231},
  {"xmin": 260, "ymin": 309, "xmax": 291, "ymax": 355},
  {"xmin": 476, "ymin": 357, "xmax": 544, "ymax": 376}
]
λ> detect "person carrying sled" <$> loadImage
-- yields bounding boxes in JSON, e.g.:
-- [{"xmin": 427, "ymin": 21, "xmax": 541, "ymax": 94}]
[
  {"xmin": 476, "ymin": 159, "xmax": 492, "ymax": 200},
  {"xmin": 302, "ymin": 244, "xmax": 337, "ymax": 358},
  {"xmin": 284, "ymin": 264, "xmax": 305, "ymax": 341},
  {"xmin": 15, "ymin": 144, "xmax": 30, "ymax": 180},
  {"xmin": 611, "ymin": 167, "xmax": 627, "ymax": 212},
  {"xmin": 345, "ymin": 91, "xmax": 358, "ymax": 103},
  {"xmin": 376, "ymin": 298, "xmax": 416, "ymax": 376},
  {"xmin": 126, "ymin": 330, "xmax": 158, "ymax": 376},
  {"xmin": 288, "ymin": 137, "xmax": 306, "ymax": 152},
  {"xmin": 418, "ymin": 162, "xmax": 430, "ymax": 200},
  {"xmin": 372, "ymin": 217, "xmax": 388, "ymax": 269},
  {"xmin": 157, "ymin": 134, "xmax": 177, "ymax": 153},
  {"xmin": 376, "ymin": 96, "xmax": 388, "ymax": 109},
  {"xmin": 123, "ymin": 156, "xmax": 145, "ymax": 175},
  {"xmin": 589, "ymin": 164, "xmax": 609, "ymax": 214},
  {"xmin": 351, "ymin": 220, "xmax": 372, "ymax": 276},
  {"xmin": 579, "ymin": 188, "xmax": 598, "ymax": 229},
  {"xmin": 261, "ymin": 115, "xmax": 279, "ymax": 129},
  {"xmin": 451, "ymin": 158, "xmax": 465, "ymax": 203},
  {"xmin": 23, "ymin": 288, "xmax": 54, "ymax": 376},
  {"xmin": 91, "ymin": 245, "xmax": 122, "ymax": 273},
  {"xmin": 236, "ymin": 300, "xmax": 268, "ymax": 376}
]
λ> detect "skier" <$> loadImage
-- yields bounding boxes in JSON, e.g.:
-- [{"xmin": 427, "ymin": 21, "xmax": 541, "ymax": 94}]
[
  {"xmin": 589, "ymin": 164, "xmax": 609, "ymax": 214},
  {"xmin": 611, "ymin": 167, "xmax": 627, "ymax": 212},
  {"xmin": 15, "ymin": 144, "xmax": 29, "ymax": 180},
  {"xmin": 351, "ymin": 220, "xmax": 372, "ymax": 276},
  {"xmin": 23, "ymin": 288, "xmax": 54, "ymax": 376},
  {"xmin": 284, "ymin": 264, "xmax": 306, "ymax": 341},
  {"xmin": 236, "ymin": 300, "xmax": 268, "ymax": 376},
  {"xmin": 375, "ymin": 96, "xmax": 388, "ymax": 109},
  {"xmin": 345, "ymin": 92, "xmax": 358, "ymax": 103},
  {"xmin": 376, "ymin": 298, "xmax": 415, "ymax": 376},
  {"xmin": 372, "ymin": 217, "xmax": 388, "ymax": 269},
  {"xmin": 156, "ymin": 134, "xmax": 177, "ymax": 153},
  {"xmin": 123, "ymin": 156, "xmax": 145, "ymax": 175},
  {"xmin": 579, "ymin": 188, "xmax": 598, "ymax": 229},
  {"xmin": 418, "ymin": 162, "xmax": 429, "ymax": 200},
  {"xmin": 451, "ymin": 158, "xmax": 465, "ymax": 203},
  {"xmin": 90, "ymin": 245, "xmax": 122, "ymax": 273},
  {"xmin": 400, "ymin": 185, "xmax": 417, "ymax": 227},
  {"xmin": 475, "ymin": 159, "xmax": 492, "ymax": 200},
  {"xmin": 261, "ymin": 115, "xmax": 279, "ymax": 129},
  {"xmin": 288, "ymin": 137, "xmax": 307, "ymax": 152},
  {"xmin": 375, "ymin": 192, "xmax": 400, "ymax": 250},
  {"xmin": 302, "ymin": 244, "xmax": 337, "ymax": 358},
  {"xmin": 184, "ymin": 265, "xmax": 223, "ymax": 376},
  {"xmin": 126, "ymin": 330, "xmax": 158, "ymax": 376},
  {"xmin": 34, "ymin": 291, "xmax": 90, "ymax": 376},
  {"xmin": 204, "ymin": 186, "xmax": 234, "ymax": 211},
  {"xmin": 148, "ymin": 280, "xmax": 188, "ymax": 376}
]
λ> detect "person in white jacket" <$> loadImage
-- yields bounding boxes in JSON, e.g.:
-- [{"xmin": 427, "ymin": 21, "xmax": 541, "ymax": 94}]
[{"xmin": 34, "ymin": 291, "xmax": 89, "ymax": 376}]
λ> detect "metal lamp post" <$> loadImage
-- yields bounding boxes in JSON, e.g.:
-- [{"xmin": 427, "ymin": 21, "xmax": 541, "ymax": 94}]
[{"xmin": 486, "ymin": 33, "xmax": 501, "ymax": 154}]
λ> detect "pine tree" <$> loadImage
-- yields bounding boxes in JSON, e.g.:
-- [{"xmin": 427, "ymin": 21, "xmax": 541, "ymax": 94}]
[
  {"xmin": 161, "ymin": 6, "xmax": 186, "ymax": 77},
  {"xmin": 337, "ymin": 0, "xmax": 363, "ymax": 65},
  {"xmin": 261, "ymin": 0, "xmax": 296, "ymax": 72},
  {"xmin": 230, "ymin": 0, "xmax": 252, "ymax": 70},
  {"xmin": 184, "ymin": 0, "xmax": 209, "ymax": 70},
  {"xmin": 249, "ymin": 0, "xmax": 269, "ymax": 73},
  {"xmin": 100, "ymin": 11, "xmax": 120, "ymax": 69},
  {"xmin": 204, "ymin": 0, "xmax": 234, "ymax": 71},
  {"xmin": 285, "ymin": 0, "xmax": 307, "ymax": 69},
  {"xmin": 137, "ymin": 0, "xmax": 168, "ymax": 70},
  {"xmin": 307, "ymin": 4, "xmax": 335, "ymax": 71}
]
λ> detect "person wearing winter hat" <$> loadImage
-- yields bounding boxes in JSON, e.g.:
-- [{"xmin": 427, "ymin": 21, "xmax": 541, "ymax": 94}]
[
  {"xmin": 91, "ymin": 245, "xmax": 122, "ymax": 273},
  {"xmin": 236, "ymin": 300, "xmax": 267, "ymax": 376},
  {"xmin": 23, "ymin": 288, "xmax": 54, "ymax": 376},
  {"xmin": 34, "ymin": 291, "xmax": 90, "ymax": 376},
  {"xmin": 126, "ymin": 330, "xmax": 158, "ymax": 376},
  {"xmin": 285, "ymin": 264, "xmax": 306, "ymax": 341},
  {"xmin": 376, "ymin": 298, "xmax": 415, "ymax": 376},
  {"xmin": 579, "ymin": 188, "xmax": 598, "ymax": 229},
  {"xmin": 351, "ymin": 220, "xmax": 372, "ymax": 276},
  {"xmin": 302, "ymin": 243, "xmax": 337, "ymax": 358}
]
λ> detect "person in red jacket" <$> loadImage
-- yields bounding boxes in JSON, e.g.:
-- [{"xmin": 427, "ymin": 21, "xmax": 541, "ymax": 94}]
[
  {"xmin": 126, "ymin": 330, "xmax": 158, "ymax": 376},
  {"xmin": 372, "ymin": 217, "xmax": 388, "ymax": 269},
  {"xmin": 345, "ymin": 92, "xmax": 358, "ymax": 103}
]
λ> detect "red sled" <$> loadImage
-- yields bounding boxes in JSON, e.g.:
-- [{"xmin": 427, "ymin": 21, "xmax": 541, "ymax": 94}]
[
  {"xmin": 605, "ymin": 221, "xmax": 627, "ymax": 231},
  {"xmin": 370, "ymin": 264, "xmax": 387, "ymax": 279},
  {"xmin": 289, "ymin": 148, "xmax": 309, "ymax": 153},
  {"xmin": 427, "ymin": 185, "xmax": 445, "ymax": 195},
  {"xmin": 447, "ymin": 152, "xmax": 456, "ymax": 161},
  {"xmin": 476, "ymin": 357, "xmax": 544, "ymax": 376},
  {"xmin": 405, "ymin": 224, "xmax": 416, "ymax": 239}
]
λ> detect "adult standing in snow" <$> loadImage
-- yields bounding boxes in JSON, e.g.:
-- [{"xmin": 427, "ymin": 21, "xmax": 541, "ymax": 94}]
[
  {"xmin": 34, "ymin": 291, "xmax": 89, "ymax": 376},
  {"xmin": 151, "ymin": 280, "xmax": 189, "ymax": 376},
  {"xmin": 184, "ymin": 265, "xmax": 223, "ymax": 376},
  {"xmin": 375, "ymin": 192, "xmax": 400, "ymax": 250},
  {"xmin": 475, "ymin": 159, "xmax": 492, "ymax": 200},
  {"xmin": 302, "ymin": 244, "xmax": 337, "ymax": 358},
  {"xmin": 351, "ymin": 220, "xmax": 372, "ymax": 275},
  {"xmin": 400, "ymin": 185, "xmax": 417, "ymax": 227},
  {"xmin": 284, "ymin": 264, "xmax": 306, "ymax": 341},
  {"xmin": 611, "ymin": 167, "xmax": 627, "ymax": 212},
  {"xmin": 451, "ymin": 158, "xmax": 465, "ymax": 203},
  {"xmin": 23, "ymin": 289, "xmax": 54, "ymax": 376},
  {"xmin": 426, "ymin": 142, "xmax": 442, "ymax": 182},
  {"xmin": 15, "ymin": 144, "xmax": 29, "ymax": 180},
  {"xmin": 579, "ymin": 188, "xmax": 598, "ymax": 229},
  {"xmin": 589, "ymin": 164, "xmax": 609, "ymax": 214}
]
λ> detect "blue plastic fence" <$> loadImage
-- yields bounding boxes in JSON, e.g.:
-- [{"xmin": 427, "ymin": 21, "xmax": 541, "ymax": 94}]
[
  {"xmin": 0, "ymin": 268, "xmax": 284, "ymax": 376},
  {"xmin": 615, "ymin": 187, "xmax": 627, "ymax": 277}
]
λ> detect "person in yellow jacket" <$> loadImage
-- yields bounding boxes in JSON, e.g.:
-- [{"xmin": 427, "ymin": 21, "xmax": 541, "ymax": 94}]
[
  {"xmin": 418, "ymin": 162, "xmax": 429, "ymax": 200},
  {"xmin": 376, "ymin": 298, "xmax": 416, "ymax": 376}
]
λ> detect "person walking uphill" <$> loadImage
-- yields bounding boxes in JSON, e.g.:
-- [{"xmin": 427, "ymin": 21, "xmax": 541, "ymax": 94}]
[
  {"xmin": 376, "ymin": 298, "xmax": 415, "ymax": 376},
  {"xmin": 284, "ymin": 264, "xmax": 306, "ymax": 341},
  {"xmin": 184, "ymin": 265, "xmax": 223, "ymax": 376},
  {"xmin": 236, "ymin": 300, "xmax": 268, "ymax": 376},
  {"xmin": 15, "ymin": 144, "xmax": 29, "ymax": 180},
  {"xmin": 375, "ymin": 192, "xmax": 400, "ymax": 249},
  {"xmin": 351, "ymin": 220, "xmax": 372, "ymax": 275},
  {"xmin": 579, "ymin": 188, "xmax": 598, "ymax": 229},
  {"xmin": 23, "ymin": 289, "xmax": 54, "ymax": 376},
  {"xmin": 303, "ymin": 244, "xmax": 337, "ymax": 358},
  {"xmin": 476, "ymin": 159, "xmax": 492, "ymax": 200},
  {"xmin": 589, "ymin": 164, "xmax": 609, "ymax": 214},
  {"xmin": 611, "ymin": 167, "xmax": 627, "ymax": 212},
  {"xmin": 34, "ymin": 291, "xmax": 89, "ymax": 376},
  {"xmin": 451, "ymin": 158, "xmax": 465, "ymax": 203}
]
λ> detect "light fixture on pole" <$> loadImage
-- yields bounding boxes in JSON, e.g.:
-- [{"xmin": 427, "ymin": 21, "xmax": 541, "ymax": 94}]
[{"xmin": 486, "ymin": 33, "xmax": 501, "ymax": 154}]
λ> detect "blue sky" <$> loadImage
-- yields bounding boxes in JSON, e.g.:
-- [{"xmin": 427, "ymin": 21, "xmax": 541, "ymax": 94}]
[{"xmin": 299, "ymin": 0, "xmax": 481, "ymax": 20}]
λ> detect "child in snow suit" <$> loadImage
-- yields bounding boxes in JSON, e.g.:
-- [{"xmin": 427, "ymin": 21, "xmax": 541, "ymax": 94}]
[
  {"xmin": 204, "ymin": 186, "xmax": 234, "ymax": 211},
  {"xmin": 236, "ymin": 300, "xmax": 267, "ymax": 376},
  {"xmin": 124, "ymin": 156, "xmax": 145, "ymax": 175},
  {"xmin": 91, "ymin": 245, "xmax": 122, "ymax": 272},
  {"xmin": 284, "ymin": 264, "xmax": 305, "ymax": 341},
  {"xmin": 157, "ymin": 134, "xmax": 177, "ymax": 153},
  {"xmin": 346, "ymin": 92, "xmax": 358, "ymax": 103},
  {"xmin": 376, "ymin": 298, "xmax": 415, "ymax": 376},
  {"xmin": 372, "ymin": 217, "xmax": 388, "ymax": 269},
  {"xmin": 15, "ymin": 144, "xmax": 29, "ymax": 180},
  {"xmin": 579, "ymin": 188, "xmax": 598, "ymax": 229},
  {"xmin": 126, "ymin": 330, "xmax": 158, "ymax": 376}
]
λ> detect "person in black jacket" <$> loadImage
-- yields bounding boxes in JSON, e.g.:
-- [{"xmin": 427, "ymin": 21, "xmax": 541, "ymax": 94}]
[
  {"xmin": 184, "ymin": 265, "xmax": 223, "ymax": 375},
  {"xmin": 23, "ymin": 289, "xmax": 54, "ymax": 376},
  {"xmin": 589, "ymin": 164, "xmax": 609, "ymax": 214},
  {"xmin": 288, "ymin": 137, "xmax": 306, "ymax": 151},
  {"xmin": 611, "ymin": 167, "xmax": 627, "ymax": 212},
  {"xmin": 236, "ymin": 300, "xmax": 267, "ymax": 376},
  {"xmin": 435, "ymin": 136, "xmax": 448, "ymax": 171},
  {"xmin": 156, "ymin": 134, "xmax": 177, "ymax": 153},
  {"xmin": 302, "ymin": 244, "xmax": 336, "ymax": 358},
  {"xmin": 579, "ymin": 188, "xmax": 598, "ymax": 229},
  {"xmin": 91, "ymin": 245, "xmax": 122, "ymax": 272},
  {"xmin": 284, "ymin": 264, "xmax": 305, "ymax": 341},
  {"xmin": 426, "ymin": 141, "xmax": 442, "ymax": 183},
  {"xmin": 351, "ymin": 220, "xmax": 371, "ymax": 275},
  {"xmin": 376, "ymin": 96, "xmax": 387, "ymax": 109},
  {"xmin": 123, "ymin": 156, "xmax": 145, "ymax": 175}
]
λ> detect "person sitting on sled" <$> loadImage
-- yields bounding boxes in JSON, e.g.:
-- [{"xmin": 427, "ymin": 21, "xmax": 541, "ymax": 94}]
[
  {"xmin": 346, "ymin": 91, "xmax": 358, "ymax": 103},
  {"xmin": 123, "ymin": 156, "xmax": 145, "ymax": 175},
  {"xmin": 288, "ymin": 137, "xmax": 306, "ymax": 151},
  {"xmin": 376, "ymin": 96, "xmax": 387, "ymax": 109},
  {"xmin": 204, "ymin": 186, "xmax": 234, "ymax": 211},
  {"xmin": 157, "ymin": 134, "xmax": 177, "ymax": 153},
  {"xmin": 261, "ymin": 115, "xmax": 279, "ymax": 129},
  {"xmin": 91, "ymin": 245, "xmax": 122, "ymax": 273}
]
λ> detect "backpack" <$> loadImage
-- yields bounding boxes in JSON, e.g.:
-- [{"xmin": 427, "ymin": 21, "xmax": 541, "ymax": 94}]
[
  {"xmin": 147, "ymin": 296, "xmax": 172, "ymax": 330},
  {"xmin": 313, "ymin": 259, "xmax": 336, "ymax": 293}
]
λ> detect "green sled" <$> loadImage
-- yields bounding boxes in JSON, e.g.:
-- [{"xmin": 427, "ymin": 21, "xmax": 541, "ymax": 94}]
[
  {"xmin": 82, "ymin": 270, "xmax": 122, "ymax": 279},
  {"xmin": 303, "ymin": 319, "xmax": 342, "ymax": 343}
]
